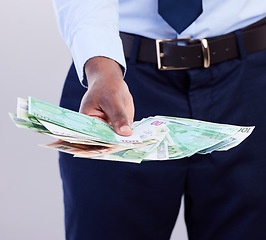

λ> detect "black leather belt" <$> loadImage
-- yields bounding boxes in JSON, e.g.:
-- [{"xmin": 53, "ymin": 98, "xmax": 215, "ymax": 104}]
[{"xmin": 120, "ymin": 17, "xmax": 266, "ymax": 70}]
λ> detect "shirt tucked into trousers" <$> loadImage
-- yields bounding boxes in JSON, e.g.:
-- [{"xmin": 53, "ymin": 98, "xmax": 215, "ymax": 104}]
[{"xmin": 59, "ymin": 35, "xmax": 266, "ymax": 238}]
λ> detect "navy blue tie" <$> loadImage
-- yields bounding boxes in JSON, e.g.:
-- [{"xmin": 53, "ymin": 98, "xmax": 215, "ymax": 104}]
[{"xmin": 158, "ymin": 0, "xmax": 203, "ymax": 34}]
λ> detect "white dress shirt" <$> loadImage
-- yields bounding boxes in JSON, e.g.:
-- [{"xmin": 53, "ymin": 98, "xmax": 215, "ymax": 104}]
[{"xmin": 53, "ymin": 0, "xmax": 266, "ymax": 84}]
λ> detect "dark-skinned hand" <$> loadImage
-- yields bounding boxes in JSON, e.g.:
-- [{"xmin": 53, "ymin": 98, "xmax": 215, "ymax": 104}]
[{"xmin": 79, "ymin": 56, "xmax": 134, "ymax": 136}]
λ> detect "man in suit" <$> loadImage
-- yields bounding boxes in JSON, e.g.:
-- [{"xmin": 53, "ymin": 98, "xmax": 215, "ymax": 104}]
[{"xmin": 53, "ymin": 0, "xmax": 266, "ymax": 239}]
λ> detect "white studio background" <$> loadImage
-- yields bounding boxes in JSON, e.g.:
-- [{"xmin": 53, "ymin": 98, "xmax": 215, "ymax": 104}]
[{"xmin": 0, "ymin": 1, "xmax": 188, "ymax": 239}]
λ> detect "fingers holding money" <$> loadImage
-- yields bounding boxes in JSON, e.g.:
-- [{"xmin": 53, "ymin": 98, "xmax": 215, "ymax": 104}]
[
  {"xmin": 10, "ymin": 97, "xmax": 255, "ymax": 163},
  {"xmin": 79, "ymin": 86, "xmax": 134, "ymax": 136},
  {"xmin": 79, "ymin": 57, "xmax": 134, "ymax": 136}
]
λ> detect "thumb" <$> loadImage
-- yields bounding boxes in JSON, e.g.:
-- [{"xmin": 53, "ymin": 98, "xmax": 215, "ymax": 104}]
[
  {"xmin": 105, "ymin": 107, "xmax": 133, "ymax": 136},
  {"xmin": 117, "ymin": 124, "xmax": 133, "ymax": 136}
]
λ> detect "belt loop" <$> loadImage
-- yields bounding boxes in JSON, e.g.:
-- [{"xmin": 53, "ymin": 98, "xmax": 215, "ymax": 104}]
[
  {"xmin": 234, "ymin": 30, "xmax": 247, "ymax": 60},
  {"xmin": 129, "ymin": 36, "xmax": 141, "ymax": 64}
]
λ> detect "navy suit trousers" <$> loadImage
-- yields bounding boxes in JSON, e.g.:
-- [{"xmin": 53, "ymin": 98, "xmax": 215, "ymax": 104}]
[{"xmin": 59, "ymin": 43, "xmax": 266, "ymax": 239}]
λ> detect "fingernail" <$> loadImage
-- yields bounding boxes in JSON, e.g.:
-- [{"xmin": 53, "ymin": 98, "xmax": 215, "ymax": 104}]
[{"xmin": 120, "ymin": 125, "xmax": 132, "ymax": 133}]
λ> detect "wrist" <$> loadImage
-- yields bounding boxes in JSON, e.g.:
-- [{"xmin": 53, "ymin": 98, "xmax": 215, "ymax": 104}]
[{"xmin": 84, "ymin": 56, "xmax": 123, "ymax": 85}]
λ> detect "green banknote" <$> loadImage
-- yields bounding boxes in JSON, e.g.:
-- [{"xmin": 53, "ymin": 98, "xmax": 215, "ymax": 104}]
[
  {"xmin": 167, "ymin": 131, "xmax": 195, "ymax": 159},
  {"xmin": 143, "ymin": 136, "xmax": 169, "ymax": 160},
  {"xmin": 9, "ymin": 113, "xmax": 51, "ymax": 134},
  {"xmin": 155, "ymin": 116, "xmax": 255, "ymax": 152},
  {"xmin": 90, "ymin": 144, "xmax": 155, "ymax": 162},
  {"xmin": 16, "ymin": 98, "xmax": 50, "ymax": 132},
  {"xmin": 28, "ymin": 97, "xmax": 143, "ymax": 145},
  {"xmin": 166, "ymin": 123, "xmax": 231, "ymax": 154},
  {"xmin": 156, "ymin": 115, "xmax": 240, "ymax": 135},
  {"xmin": 198, "ymin": 137, "xmax": 237, "ymax": 154},
  {"xmin": 92, "ymin": 127, "xmax": 168, "ymax": 161}
]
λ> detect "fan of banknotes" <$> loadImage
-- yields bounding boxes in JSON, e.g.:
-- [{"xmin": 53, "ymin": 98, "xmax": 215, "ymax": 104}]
[{"xmin": 9, "ymin": 97, "xmax": 255, "ymax": 163}]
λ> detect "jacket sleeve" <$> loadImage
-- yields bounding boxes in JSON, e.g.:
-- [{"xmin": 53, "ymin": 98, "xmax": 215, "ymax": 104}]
[{"xmin": 52, "ymin": 0, "xmax": 126, "ymax": 86}]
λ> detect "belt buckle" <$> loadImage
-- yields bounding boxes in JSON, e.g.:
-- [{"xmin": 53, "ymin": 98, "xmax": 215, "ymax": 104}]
[
  {"xmin": 200, "ymin": 38, "xmax": 210, "ymax": 68},
  {"xmin": 156, "ymin": 37, "xmax": 211, "ymax": 70},
  {"xmin": 156, "ymin": 37, "xmax": 191, "ymax": 70}
]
